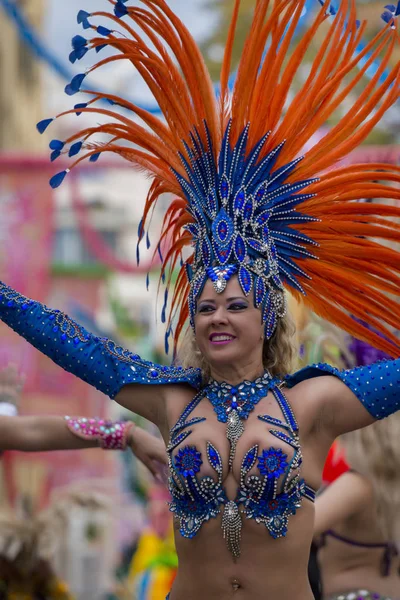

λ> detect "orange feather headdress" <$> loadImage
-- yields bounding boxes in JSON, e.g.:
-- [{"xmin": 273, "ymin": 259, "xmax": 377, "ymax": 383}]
[{"xmin": 38, "ymin": 0, "xmax": 400, "ymax": 355}]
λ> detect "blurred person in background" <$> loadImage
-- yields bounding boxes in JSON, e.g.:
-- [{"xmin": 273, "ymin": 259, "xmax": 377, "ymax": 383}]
[
  {"xmin": 127, "ymin": 483, "xmax": 177, "ymax": 600},
  {"xmin": 301, "ymin": 325, "xmax": 400, "ymax": 600},
  {"xmin": 0, "ymin": 508, "xmax": 73, "ymax": 600},
  {"xmin": 314, "ymin": 414, "xmax": 400, "ymax": 600}
]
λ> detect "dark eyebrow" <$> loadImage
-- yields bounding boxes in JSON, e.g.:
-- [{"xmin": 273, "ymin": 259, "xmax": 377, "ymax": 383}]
[{"xmin": 198, "ymin": 297, "xmax": 248, "ymax": 304}]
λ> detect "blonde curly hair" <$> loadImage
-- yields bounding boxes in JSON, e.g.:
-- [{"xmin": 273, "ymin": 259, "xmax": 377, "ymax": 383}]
[
  {"xmin": 340, "ymin": 413, "xmax": 400, "ymax": 546},
  {"xmin": 177, "ymin": 310, "xmax": 298, "ymax": 383}
]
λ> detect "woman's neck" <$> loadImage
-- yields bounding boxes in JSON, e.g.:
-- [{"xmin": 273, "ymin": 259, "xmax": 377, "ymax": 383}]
[{"xmin": 209, "ymin": 361, "xmax": 265, "ymax": 386}]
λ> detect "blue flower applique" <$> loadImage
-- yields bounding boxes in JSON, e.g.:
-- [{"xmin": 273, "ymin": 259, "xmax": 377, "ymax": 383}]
[
  {"xmin": 258, "ymin": 447, "xmax": 288, "ymax": 479},
  {"xmin": 174, "ymin": 445, "xmax": 203, "ymax": 477}
]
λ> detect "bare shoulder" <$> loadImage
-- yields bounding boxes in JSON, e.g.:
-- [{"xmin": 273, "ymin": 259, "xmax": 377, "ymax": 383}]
[
  {"xmin": 286, "ymin": 374, "xmax": 375, "ymax": 441},
  {"xmin": 116, "ymin": 381, "xmax": 198, "ymax": 434},
  {"xmin": 337, "ymin": 470, "xmax": 374, "ymax": 498},
  {"xmin": 285, "ymin": 375, "xmax": 340, "ymax": 426}
]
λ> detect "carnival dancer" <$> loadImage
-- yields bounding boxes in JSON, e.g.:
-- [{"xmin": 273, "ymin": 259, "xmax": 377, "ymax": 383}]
[
  {"xmin": 0, "ymin": 1, "xmax": 399, "ymax": 599},
  {"xmin": 315, "ymin": 414, "xmax": 400, "ymax": 600},
  {"xmin": 314, "ymin": 337, "xmax": 400, "ymax": 600},
  {"xmin": 0, "ymin": 364, "xmax": 166, "ymax": 480}
]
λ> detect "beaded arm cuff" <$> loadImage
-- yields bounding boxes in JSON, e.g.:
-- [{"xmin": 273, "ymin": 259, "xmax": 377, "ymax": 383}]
[
  {"xmin": 0, "ymin": 282, "xmax": 202, "ymax": 399},
  {"xmin": 65, "ymin": 416, "xmax": 134, "ymax": 450},
  {"xmin": 286, "ymin": 360, "xmax": 400, "ymax": 420}
]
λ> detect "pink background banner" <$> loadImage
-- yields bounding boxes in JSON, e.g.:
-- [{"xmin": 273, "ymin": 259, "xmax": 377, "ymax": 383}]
[{"xmin": 0, "ymin": 158, "xmax": 118, "ymax": 510}]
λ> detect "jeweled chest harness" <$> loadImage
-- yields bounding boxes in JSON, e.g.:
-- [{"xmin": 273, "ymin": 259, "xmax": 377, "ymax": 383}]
[{"xmin": 167, "ymin": 371, "xmax": 316, "ymax": 559}]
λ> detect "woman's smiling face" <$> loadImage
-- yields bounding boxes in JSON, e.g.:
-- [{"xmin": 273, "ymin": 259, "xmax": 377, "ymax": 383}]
[{"xmin": 194, "ymin": 277, "xmax": 265, "ymax": 371}]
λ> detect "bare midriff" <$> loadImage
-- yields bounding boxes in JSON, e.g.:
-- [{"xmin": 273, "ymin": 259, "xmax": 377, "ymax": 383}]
[{"xmin": 169, "ymin": 502, "xmax": 316, "ymax": 600}]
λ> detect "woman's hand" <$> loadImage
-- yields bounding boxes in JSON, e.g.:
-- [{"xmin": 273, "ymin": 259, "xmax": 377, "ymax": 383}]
[
  {"xmin": 127, "ymin": 425, "xmax": 168, "ymax": 483},
  {"xmin": 0, "ymin": 415, "xmax": 168, "ymax": 483}
]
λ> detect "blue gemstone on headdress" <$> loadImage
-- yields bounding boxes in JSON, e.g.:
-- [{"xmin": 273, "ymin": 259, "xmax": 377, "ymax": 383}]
[
  {"xmin": 36, "ymin": 118, "xmax": 54, "ymax": 134},
  {"xmin": 234, "ymin": 233, "xmax": 246, "ymax": 263},
  {"xmin": 262, "ymin": 224, "xmax": 270, "ymax": 243},
  {"xmin": 185, "ymin": 223, "xmax": 198, "ymax": 238},
  {"xmin": 219, "ymin": 175, "xmax": 230, "ymax": 203},
  {"xmin": 234, "ymin": 188, "xmax": 245, "ymax": 213},
  {"xmin": 207, "ymin": 189, "xmax": 217, "ymax": 217},
  {"xmin": 215, "ymin": 240, "xmax": 233, "ymax": 265},
  {"xmin": 201, "ymin": 236, "xmax": 212, "ymax": 267},
  {"xmin": 217, "ymin": 221, "xmax": 228, "ymax": 242},
  {"xmin": 255, "ymin": 184, "xmax": 266, "ymax": 205},
  {"xmin": 239, "ymin": 265, "xmax": 253, "ymax": 295},
  {"xmin": 212, "ymin": 208, "xmax": 234, "ymax": 245},
  {"xmin": 257, "ymin": 210, "xmax": 271, "ymax": 225},
  {"xmin": 89, "ymin": 152, "xmax": 101, "ymax": 162},
  {"xmin": 255, "ymin": 276, "xmax": 266, "ymax": 308},
  {"xmin": 247, "ymin": 238, "xmax": 263, "ymax": 252},
  {"xmin": 243, "ymin": 199, "xmax": 253, "ymax": 222}
]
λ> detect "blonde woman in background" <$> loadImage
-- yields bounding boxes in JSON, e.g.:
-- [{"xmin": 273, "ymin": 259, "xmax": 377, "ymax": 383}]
[{"xmin": 314, "ymin": 402, "xmax": 400, "ymax": 600}]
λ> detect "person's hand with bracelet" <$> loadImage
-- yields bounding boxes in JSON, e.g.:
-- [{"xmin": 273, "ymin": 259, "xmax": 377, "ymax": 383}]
[
  {"xmin": 0, "ymin": 414, "xmax": 167, "ymax": 481},
  {"xmin": 0, "ymin": 363, "xmax": 167, "ymax": 480}
]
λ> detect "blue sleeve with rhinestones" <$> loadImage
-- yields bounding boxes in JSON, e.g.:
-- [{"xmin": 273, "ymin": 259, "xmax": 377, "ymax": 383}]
[
  {"xmin": 0, "ymin": 282, "xmax": 202, "ymax": 398},
  {"xmin": 286, "ymin": 360, "xmax": 400, "ymax": 420}
]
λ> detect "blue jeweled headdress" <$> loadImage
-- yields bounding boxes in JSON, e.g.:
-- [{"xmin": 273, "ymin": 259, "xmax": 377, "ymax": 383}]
[
  {"xmin": 178, "ymin": 121, "xmax": 318, "ymax": 337},
  {"xmin": 37, "ymin": 0, "xmax": 400, "ymax": 354}
]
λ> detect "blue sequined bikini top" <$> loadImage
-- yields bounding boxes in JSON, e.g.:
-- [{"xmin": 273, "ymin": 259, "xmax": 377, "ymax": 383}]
[{"xmin": 167, "ymin": 375, "xmax": 316, "ymax": 559}]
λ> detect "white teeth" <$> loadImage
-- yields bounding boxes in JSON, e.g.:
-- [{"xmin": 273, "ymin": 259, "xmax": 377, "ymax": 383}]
[{"xmin": 212, "ymin": 335, "xmax": 234, "ymax": 342}]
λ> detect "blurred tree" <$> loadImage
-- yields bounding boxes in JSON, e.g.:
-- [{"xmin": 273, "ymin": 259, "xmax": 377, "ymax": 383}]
[{"xmin": 200, "ymin": 0, "xmax": 256, "ymax": 81}]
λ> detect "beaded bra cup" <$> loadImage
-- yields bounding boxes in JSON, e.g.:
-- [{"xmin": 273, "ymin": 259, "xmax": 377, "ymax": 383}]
[{"xmin": 167, "ymin": 373, "xmax": 316, "ymax": 559}]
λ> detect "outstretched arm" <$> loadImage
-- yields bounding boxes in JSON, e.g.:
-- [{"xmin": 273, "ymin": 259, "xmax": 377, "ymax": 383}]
[
  {"xmin": 287, "ymin": 360, "xmax": 400, "ymax": 440},
  {"xmin": 0, "ymin": 282, "xmax": 201, "ymax": 425},
  {"xmin": 0, "ymin": 415, "xmax": 167, "ymax": 480},
  {"xmin": 314, "ymin": 471, "xmax": 372, "ymax": 538}
]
